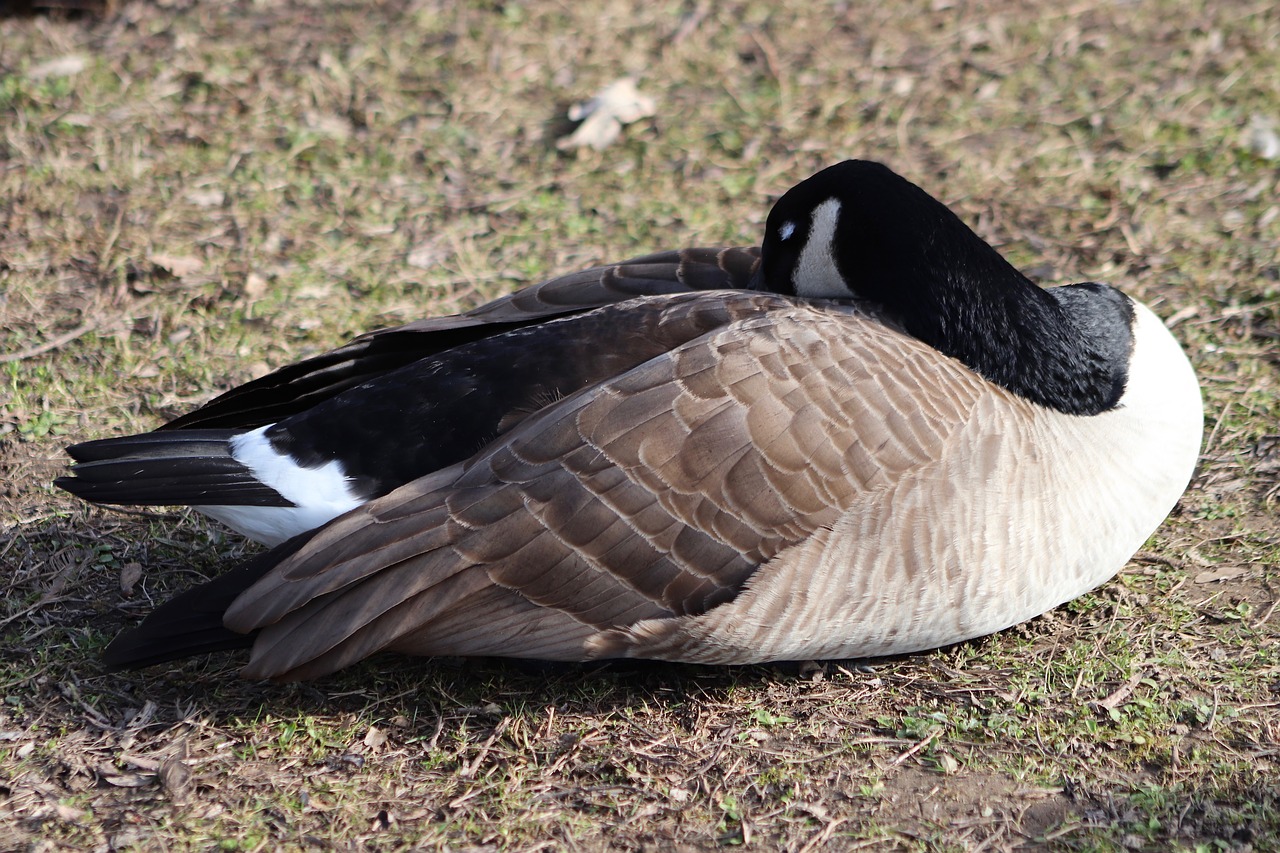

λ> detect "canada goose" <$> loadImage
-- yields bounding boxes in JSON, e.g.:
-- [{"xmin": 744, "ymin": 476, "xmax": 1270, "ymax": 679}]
[{"xmin": 60, "ymin": 160, "xmax": 1203, "ymax": 680}]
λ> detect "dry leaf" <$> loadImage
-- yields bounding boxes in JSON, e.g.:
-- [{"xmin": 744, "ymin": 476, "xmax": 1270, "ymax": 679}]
[
  {"xmin": 119, "ymin": 562, "xmax": 143, "ymax": 595},
  {"xmin": 407, "ymin": 242, "xmax": 445, "ymax": 270},
  {"xmin": 243, "ymin": 272, "xmax": 269, "ymax": 300},
  {"xmin": 558, "ymin": 78, "xmax": 656, "ymax": 151},
  {"xmin": 158, "ymin": 756, "xmax": 193, "ymax": 799},
  {"xmin": 102, "ymin": 773, "xmax": 152, "ymax": 788},
  {"xmin": 304, "ymin": 111, "xmax": 354, "ymax": 139},
  {"xmin": 53, "ymin": 803, "xmax": 87, "ymax": 822},
  {"xmin": 363, "ymin": 726, "xmax": 388, "ymax": 751},
  {"xmin": 149, "ymin": 253, "xmax": 204, "ymax": 279},
  {"xmin": 184, "ymin": 188, "xmax": 226, "ymax": 208},
  {"xmin": 1193, "ymin": 566, "xmax": 1249, "ymax": 584},
  {"xmin": 1244, "ymin": 114, "xmax": 1280, "ymax": 161},
  {"xmin": 29, "ymin": 55, "xmax": 88, "ymax": 81}
]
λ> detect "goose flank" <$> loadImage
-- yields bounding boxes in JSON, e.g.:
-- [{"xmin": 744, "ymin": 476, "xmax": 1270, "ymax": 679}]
[
  {"xmin": 56, "ymin": 248, "xmax": 763, "ymax": 545},
  {"xmin": 56, "ymin": 160, "xmax": 1204, "ymax": 681}
]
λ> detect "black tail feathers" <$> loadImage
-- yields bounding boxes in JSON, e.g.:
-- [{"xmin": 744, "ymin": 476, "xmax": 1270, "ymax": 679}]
[
  {"xmin": 56, "ymin": 429, "xmax": 291, "ymax": 507},
  {"xmin": 103, "ymin": 531, "xmax": 314, "ymax": 671}
]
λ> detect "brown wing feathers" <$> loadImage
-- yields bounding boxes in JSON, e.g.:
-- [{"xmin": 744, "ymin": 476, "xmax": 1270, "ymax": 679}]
[
  {"xmin": 191, "ymin": 302, "xmax": 983, "ymax": 680},
  {"xmin": 466, "ymin": 247, "xmax": 761, "ymax": 322}
]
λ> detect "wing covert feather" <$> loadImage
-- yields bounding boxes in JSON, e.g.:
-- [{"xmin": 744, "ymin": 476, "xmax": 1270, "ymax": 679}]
[
  {"xmin": 163, "ymin": 248, "xmax": 760, "ymax": 430},
  {"xmin": 226, "ymin": 302, "xmax": 992, "ymax": 679}
]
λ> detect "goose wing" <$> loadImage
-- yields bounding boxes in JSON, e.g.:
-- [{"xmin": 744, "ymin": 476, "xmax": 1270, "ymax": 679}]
[
  {"xmin": 161, "ymin": 247, "xmax": 760, "ymax": 430},
  {"xmin": 125, "ymin": 300, "xmax": 995, "ymax": 680}
]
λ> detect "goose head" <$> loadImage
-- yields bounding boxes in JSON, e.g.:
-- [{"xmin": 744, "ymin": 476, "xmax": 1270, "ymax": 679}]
[{"xmin": 757, "ymin": 160, "xmax": 1138, "ymax": 417}]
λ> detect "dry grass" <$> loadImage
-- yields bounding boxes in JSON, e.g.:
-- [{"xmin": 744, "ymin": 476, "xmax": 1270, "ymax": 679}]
[{"xmin": 2, "ymin": 0, "xmax": 1279, "ymax": 849}]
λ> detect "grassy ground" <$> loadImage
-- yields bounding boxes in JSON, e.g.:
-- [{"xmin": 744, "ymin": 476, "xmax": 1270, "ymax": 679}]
[{"xmin": 2, "ymin": 0, "xmax": 1279, "ymax": 849}]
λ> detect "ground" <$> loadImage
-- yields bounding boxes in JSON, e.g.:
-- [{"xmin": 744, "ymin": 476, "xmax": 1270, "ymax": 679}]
[{"xmin": 2, "ymin": 0, "xmax": 1279, "ymax": 849}]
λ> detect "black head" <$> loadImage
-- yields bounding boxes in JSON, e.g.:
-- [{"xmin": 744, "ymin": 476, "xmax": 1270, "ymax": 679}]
[
  {"xmin": 758, "ymin": 160, "xmax": 1030, "ymax": 313},
  {"xmin": 756, "ymin": 160, "xmax": 1136, "ymax": 415}
]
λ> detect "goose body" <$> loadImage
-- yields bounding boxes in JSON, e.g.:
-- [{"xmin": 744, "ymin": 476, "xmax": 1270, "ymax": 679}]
[{"xmin": 57, "ymin": 160, "xmax": 1203, "ymax": 680}]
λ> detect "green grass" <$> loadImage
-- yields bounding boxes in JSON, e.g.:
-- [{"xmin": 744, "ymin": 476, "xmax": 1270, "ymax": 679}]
[{"xmin": 2, "ymin": 0, "xmax": 1279, "ymax": 849}]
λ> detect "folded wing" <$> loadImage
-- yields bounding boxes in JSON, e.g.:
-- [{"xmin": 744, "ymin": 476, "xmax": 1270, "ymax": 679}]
[
  {"xmin": 202, "ymin": 301, "xmax": 990, "ymax": 680},
  {"xmin": 162, "ymin": 248, "xmax": 761, "ymax": 430}
]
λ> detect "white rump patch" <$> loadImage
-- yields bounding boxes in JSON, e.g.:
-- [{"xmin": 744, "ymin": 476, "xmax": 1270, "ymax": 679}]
[
  {"xmin": 792, "ymin": 197, "xmax": 854, "ymax": 299},
  {"xmin": 194, "ymin": 425, "xmax": 362, "ymax": 546}
]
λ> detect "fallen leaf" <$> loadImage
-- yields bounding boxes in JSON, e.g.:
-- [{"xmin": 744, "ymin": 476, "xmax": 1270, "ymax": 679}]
[
  {"xmin": 243, "ymin": 272, "xmax": 269, "ymax": 300},
  {"xmin": 304, "ymin": 111, "xmax": 354, "ymax": 139},
  {"xmin": 158, "ymin": 756, "xmax": 192, "ymax": 799},
  {"xmin": 1194, "ymin": 566, "xmax": 1249, "ymax": 584},
  {"xmin": 558, "ymin": 78, "xmax": 656, "ymax": 151},
  {"xmin": 149, "ymin": 253, "xmax": 204, "ymax": 279},
  {"xmin": 363, "ymin": 725, "xmax": 388, "ymax": 751},
  {"xmin": 1244, "ymin": 114, "xmax": 1280, "ymax": 161},
  {"xmin": 184, "ymin": 188, "xmax": 226, "ymax": 208},
  {"xmin": 29, "ymin": 55, "xmax": 88, "ymax": 81},
  {"xmin": 119, "ymin": 562, "xmax": 143, "ymax": 595},
  {"xmin": 407, "ymin": 242, "xmax": 445, "ymax": 270},
  {"xmin": 53, "ymin": 803, "xmax": 87, "ymax": 822},
  {"xmin": 102, "ymin": 773, "xmax": 152, "ymax": 788}
]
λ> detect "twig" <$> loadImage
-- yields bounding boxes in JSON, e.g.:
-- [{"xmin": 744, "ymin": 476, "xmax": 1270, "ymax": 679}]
[
  {"xmin": 1094, "ymin": 669, "xmax": 1146, "ymax": 711},
  {"xmin": 1132, "ymin": 551, "xmax": 1194, "ymax": 572},
  {"xmin": 1252, "ymin": 596, "xmax": 1279, "ymax": 628},
  {"xmin": 459, "ymin": 717, "xmax": 510, "ymax": 778},
  {"xmin": 670, "ymin": 0, "xmax": 710, "ymax": 46},
  {"xmin": 0, "ymin": 322, "xmax": 95, "ymax": 363},
  {"xmin": 798, "ymin": 817, "xmax": 848, "ymax": 853},
  {"xmin": 0, "ymin": 594, "xmax": 72, "ymax": 630},
  {"xmin": 888, "ymin": 726, "xmax": 940, "ymax": 766},
  {"xmin": 1202, "ymin": 401, "xmax": 1232, "ymax": 455}
]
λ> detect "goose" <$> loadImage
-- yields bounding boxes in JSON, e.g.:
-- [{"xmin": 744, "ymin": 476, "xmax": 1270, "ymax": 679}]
[{"xmin": 57, "ymin": 160, "xmax": 1204, "ymax": 681}]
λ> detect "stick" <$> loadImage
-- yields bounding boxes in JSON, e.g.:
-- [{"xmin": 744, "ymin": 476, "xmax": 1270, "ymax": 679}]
[{"xmin": 0, "ymin": 323, "xmax": 95, "ymax": 363}]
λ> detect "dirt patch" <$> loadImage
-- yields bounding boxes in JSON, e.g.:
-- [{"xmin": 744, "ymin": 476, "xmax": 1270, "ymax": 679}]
[{"xmin": 874, "ymin": 768, "xmax": 1076, "ymax": 847}]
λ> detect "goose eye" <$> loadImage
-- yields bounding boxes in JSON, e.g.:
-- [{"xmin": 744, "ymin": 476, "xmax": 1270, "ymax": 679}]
[{"xmin": 778, "ymin": 221, "xmax": 796, "ymax": 241}]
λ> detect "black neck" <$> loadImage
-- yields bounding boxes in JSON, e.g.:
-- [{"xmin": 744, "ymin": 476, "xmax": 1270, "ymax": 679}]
[
  {"xmin": 764, "ymin": 161, "xmax": 1135, "ymax": 416},
  {"xmin": 852, "ymin": 193, "xmax": 1133, "ymax": 416},
  {"xmin": 907, "ymin": 267, "xmax": 1133, "ymax": 415}
]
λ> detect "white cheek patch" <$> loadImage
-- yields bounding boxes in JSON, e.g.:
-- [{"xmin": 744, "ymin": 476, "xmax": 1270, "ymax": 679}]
[{"xmin": 792, "ymin": 197, "xmax": 854, "ymax": 298}]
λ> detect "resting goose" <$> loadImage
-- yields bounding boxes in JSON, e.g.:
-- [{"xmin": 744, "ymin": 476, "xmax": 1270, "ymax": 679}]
[{"xmin": 58, "ymin": 160, "xmax": 1203, "ymax": 680}]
